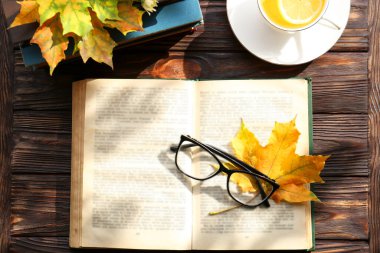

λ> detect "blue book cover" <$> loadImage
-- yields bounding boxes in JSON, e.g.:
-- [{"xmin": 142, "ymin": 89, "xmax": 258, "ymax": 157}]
[{"xmin": 20, "ymin": 0, "xmax": 203, "ymax": 67}]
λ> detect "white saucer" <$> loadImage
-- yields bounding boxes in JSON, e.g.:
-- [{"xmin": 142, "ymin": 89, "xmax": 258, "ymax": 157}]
[{"xmin": 227, "ymin": 0, "xmax": 351, "ymax": 65}]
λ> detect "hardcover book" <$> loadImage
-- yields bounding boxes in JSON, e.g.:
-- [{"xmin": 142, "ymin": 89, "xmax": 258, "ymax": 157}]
[
  {"xmin": 4, "ymin": 0, "xmax": 203, "ymax": 67},
  {"xmin": 71, "ymin": 78, "xmax": 314, "ymax": 250}
]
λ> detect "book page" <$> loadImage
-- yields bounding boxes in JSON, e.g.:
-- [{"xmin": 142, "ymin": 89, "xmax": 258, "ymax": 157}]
[
  {"xmin": 80, "ymin": 79, "xmax": 195, "ymax": 249},
  {"xmin": 192, "ymin": 79, "xmax": 312, "ymax": 250}
]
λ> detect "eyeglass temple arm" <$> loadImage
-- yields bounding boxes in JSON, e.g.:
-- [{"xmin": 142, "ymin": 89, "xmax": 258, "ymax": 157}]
[
  {"xmin": 207, "ymin": 145, "xmax": 271, "ymax": 178},
  {"xmin": 170, "ymin": 144, "xmax": 180, "ymax": 152},
  {"xmin": 171, "ymin": 143, "xmax": 271, "ymax": 207}
]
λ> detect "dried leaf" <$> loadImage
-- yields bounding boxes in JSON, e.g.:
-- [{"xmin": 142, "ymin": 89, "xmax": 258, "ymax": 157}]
[
  {"xmin": 271, "ymin": 184, "xmax": 319, "ymax": 203},
  {"xmin": 10, "ymin": 0, "xmax": 153, "ymax": 74},
  {"xmin": 89, "ymin": 0, "xmax": 120, "ymax": 22},
  {"xmin": 36, "ymin": 0, "xmax": 92, "ymax": 37},
  {"xmin": 78, "ymin": 9, "xmax": 117, "ymax": 68},
  {"xmin": 231, "ymin": 118, "xmax": 329, "ymax": 203},
  {"xmin": 275, "ymin": 154, "xmax": 328, "ymax": 185},
  {"xmin": 30, "ymin": 13, "xmax": 69, "ymax": 75},
  {"xmin": 105, "ymin": 0, "xmax": 144, "ymax": 35},
  {"xmin": 10, "ymin": 0, "xmax": 39, "ymax": 28},
  {"xmin": 231, "ymin": 120, "xmax": 260, "ymax": 168},
  {"xmin": 256, "ymin": 119, "xmax": 300, "ymax": 178}
]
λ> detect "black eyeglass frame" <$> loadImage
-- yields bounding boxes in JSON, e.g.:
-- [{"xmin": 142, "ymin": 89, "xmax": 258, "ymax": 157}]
[{"xmin": 172, "ymin": 135, "xmax": 280, "ymax": 208}]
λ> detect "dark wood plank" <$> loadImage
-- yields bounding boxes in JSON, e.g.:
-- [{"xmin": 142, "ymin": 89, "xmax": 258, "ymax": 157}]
[
  {"xmin": 12, "ymin": 131, "xmax": 71, "ymax": 174},
  {"xmin": 315, "ymin": 240, "xmax": 369, "ymax": 252},
  {"xmin": 313, "ymin": 114, "xmax": 368, "ymax": 177},
  {"xmin": 10, "ymin": 237, "xmax": 74, "ymax": 253},
  {"xmin": 312, "ymin": 79, "xmax": 368, "ymax": 114},
  {"xmin": 59, "ymin": 52, "xmax": 370, "ymax": 82},
  {"xmin": 313, "ymin": 177, "xmax": 368, "ymax": 240},
  {"xmin": 10, "ymin": 174, "xmax": 368, "ymax": 240},
  {"xmin": 11, "ymin": 175, "xmax": 70, "ymax": 236},
  {"xmin": 13, "ymin": 111, "xmax": 72, "ymax": 134},
  {"xmin": 317, "ymin": 204, "xmax": 368, "ymax": 240},
  {"xmin": 13, "ymin": 52, "xmax": 368, "ymax": 113},
  {"xmin": 0, "ymin": 1, "xmax": 14, "ymax": 252},
  {"xmin": 368, "ymin": 0, "xmax": 380, "ymax": 251}
]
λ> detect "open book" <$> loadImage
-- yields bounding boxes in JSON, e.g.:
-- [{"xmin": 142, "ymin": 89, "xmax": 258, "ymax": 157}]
[{"xmin": 71, "ymin": 78, "xmax": 313, "ymax": 250}]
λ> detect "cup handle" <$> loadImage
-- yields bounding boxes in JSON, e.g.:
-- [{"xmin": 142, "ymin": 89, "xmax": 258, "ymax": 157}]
[{"xmin": 321, "ymin": 17, "xmax": 341, "ymax": 30}]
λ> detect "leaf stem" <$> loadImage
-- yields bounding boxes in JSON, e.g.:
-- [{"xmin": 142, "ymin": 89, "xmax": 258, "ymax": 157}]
[{"xmin": 208, "ymin": 204, "xmax": 243, "ymax": 215}]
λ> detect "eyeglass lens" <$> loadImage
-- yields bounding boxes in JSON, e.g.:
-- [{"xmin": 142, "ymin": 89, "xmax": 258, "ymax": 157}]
[
  {"xmin": 176, "ymin": 140, "xmax": 219, "ymax": 180},
  {"xmin": 176, "ymin": 140, "xmax": 273, "ymax": 206},
  {"xmin": 228, "ymin": 171, "xmax": 273, "ymax": 206}
]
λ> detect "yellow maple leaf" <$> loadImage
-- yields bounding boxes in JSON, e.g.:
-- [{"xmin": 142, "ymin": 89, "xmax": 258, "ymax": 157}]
[
  {"xmin": 231, "ymin": 120, "xmax": 260, "ymax": 167},
  {"xmin": 9, "ymin": 1, "xmax": 40, "ymax": 28},
  {"xmin": 231, "ymin": 118, "xmax": 329, "ymax": 203},
  {"xmin": 271, "ymin": 184, "xmax": 319, "ymax": 203}
]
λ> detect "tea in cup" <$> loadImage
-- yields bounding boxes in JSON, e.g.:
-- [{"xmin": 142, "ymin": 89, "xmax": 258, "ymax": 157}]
[{"xmin": 258, "ymin": 0, "xmax": 330, "ymax": 31}]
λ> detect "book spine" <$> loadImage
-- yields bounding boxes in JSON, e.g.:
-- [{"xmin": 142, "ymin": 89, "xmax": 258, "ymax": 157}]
[{"xmin": 69, "ymin": 81, "xmax": 87, "ymax": 248}]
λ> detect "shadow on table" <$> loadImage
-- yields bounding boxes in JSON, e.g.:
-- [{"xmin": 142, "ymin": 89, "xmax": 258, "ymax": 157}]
[{"xmin": 50, "ymin": 34, "xmax": 188, "ymax": 82}]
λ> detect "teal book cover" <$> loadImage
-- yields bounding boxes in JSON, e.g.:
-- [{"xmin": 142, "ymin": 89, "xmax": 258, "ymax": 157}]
[{"xmin": 20, "ymin": 0, "xmax": 203, "ymax": 67}]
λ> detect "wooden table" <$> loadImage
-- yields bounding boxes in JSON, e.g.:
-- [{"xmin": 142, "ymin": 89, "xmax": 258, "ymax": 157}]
[{"xmin": 0, "ymin": 0, "xmax": 379, "ymax": 252}]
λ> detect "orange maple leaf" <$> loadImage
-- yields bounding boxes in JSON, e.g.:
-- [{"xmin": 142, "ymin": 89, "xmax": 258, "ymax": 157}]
[
  {"xmin": 30, "ymin": 13, "xmax": 69, "ymax": 75},
  {"xmin": 231, "ymin": 118, "xmax": 329, "ymax": 203},
  {"xmin": 78, "ymin": 9, "xmax": 117, "ymax": 68},
  {"xmin": 9, "ymin": 1, "xmax": 40, "ymax": 28},
  {"xmin": 105, "ymin": 0, "xmax": 144, "ymax": 35}
]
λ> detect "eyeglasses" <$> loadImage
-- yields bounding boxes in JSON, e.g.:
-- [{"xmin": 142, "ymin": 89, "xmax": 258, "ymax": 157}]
[{"xmin": 171, "ymin": 135, "xmax": 279, "ymax": 208}]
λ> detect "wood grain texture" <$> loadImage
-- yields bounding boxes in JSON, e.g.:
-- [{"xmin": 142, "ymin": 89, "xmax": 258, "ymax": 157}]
[
  {"xmin": 1, "ymin": 0, "xmax": 376, "ymax": 251},
  {"xmin": 313, "ymin": 178, "xmax": 368, "ymax": 240},
  {"xmin": 10, "ymin": 237, "xmax": 73, "ymax": 253},
  {"xmin": 11, "ymin": 175, "xmax": 70, "ymax": 237},
  {"xmin": 0, "ymin": 1, "xmax": 14, "ymax": 252},
  {"xmin": 10, "ymin": 175, "xmax": 368, "ymax": 240},
  {"xmin": 13, "ymin": 52, "xmax": 368, "ymax": 113},
  {"xmin": 368, "ymin": 0, "xmax": 380, "ymax": 252},
  {"xmin": 313, "ymin": 114, "xmax": 368, "ymax": 177},
  {"xmin": 12, "ymin": 131, "xmax": 71, "ymax": 174},
  {"xmin": 315, "ymin": 240, "xmax": 369, "ymax": 253}
]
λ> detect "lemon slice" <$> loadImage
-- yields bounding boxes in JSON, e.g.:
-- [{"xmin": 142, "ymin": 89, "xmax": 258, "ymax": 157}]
[{"xmin": 279, "ymin": 0, "xmax": 325, "ymax": 25}]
